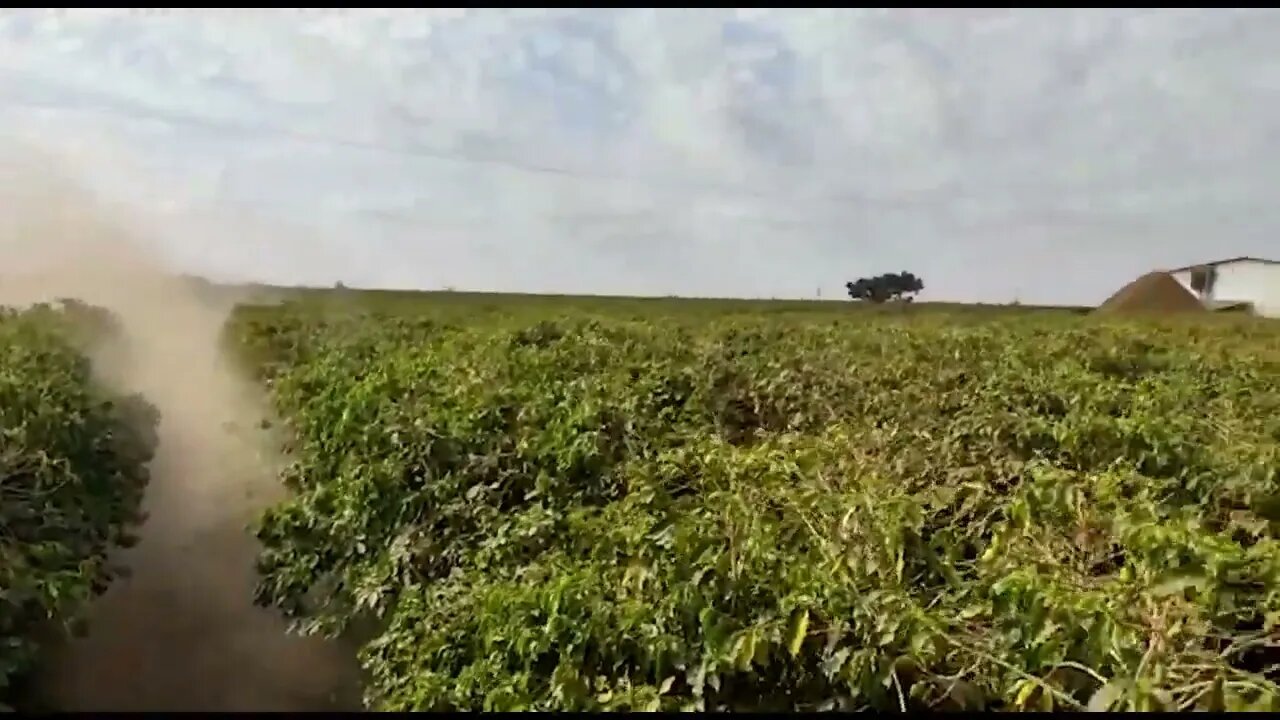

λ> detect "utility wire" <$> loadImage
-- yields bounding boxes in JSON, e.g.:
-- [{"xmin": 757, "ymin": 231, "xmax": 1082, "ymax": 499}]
[{"xmin": 3, "ymin": 91, "xmax": 958, "ymax": 213}]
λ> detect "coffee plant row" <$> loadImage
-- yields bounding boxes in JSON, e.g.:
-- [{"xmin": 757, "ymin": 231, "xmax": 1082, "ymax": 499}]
[
  {"xmin": 0, "ymin": 303, "xmax": 159, "ymax": 710},
  {"xmin": 235, "ymin": 305, "xmax": 1280, "ymax": 711}
]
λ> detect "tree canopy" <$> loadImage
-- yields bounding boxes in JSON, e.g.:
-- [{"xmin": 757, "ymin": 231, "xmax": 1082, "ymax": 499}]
[{"xmin": 845, "ymin": 272, "xmax": 924, "ymax": 303}]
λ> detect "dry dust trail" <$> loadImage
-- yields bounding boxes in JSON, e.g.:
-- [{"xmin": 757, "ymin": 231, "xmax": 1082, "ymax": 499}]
[{"xmin": 0, "ymin": 147, "xmax": 363, "ymax": 711}]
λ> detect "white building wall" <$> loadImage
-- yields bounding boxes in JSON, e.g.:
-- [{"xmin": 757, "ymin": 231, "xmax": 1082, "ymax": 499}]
[
  {"xmin": 1169, "ymin": 268, "xmax": 1196, "ymax": 295},
  {"xmin": 1169, "ymin": 260, "xmax": 1280, "ymax": 318}
]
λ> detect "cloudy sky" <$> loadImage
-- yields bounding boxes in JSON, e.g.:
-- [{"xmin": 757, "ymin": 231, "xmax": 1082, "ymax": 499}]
[{"xmin": 1, "ymin": 8, "xmax": 1278, "ymax": 304}]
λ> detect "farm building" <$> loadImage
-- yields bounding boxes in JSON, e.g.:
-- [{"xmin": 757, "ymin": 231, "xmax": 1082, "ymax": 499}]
[
  {"xmin": 1097, "ymin": 256, "xmax": 1280, "ymax": 317},
  {"xmin": 1166, "ymin": 257, "xmax": 1280, "ymax": 317}
]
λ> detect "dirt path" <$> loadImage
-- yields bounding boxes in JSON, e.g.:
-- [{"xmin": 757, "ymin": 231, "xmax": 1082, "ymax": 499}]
[
  {"xmin": 25, "ymin": 334, "xmax": 364, "ymax": 712},
  {"xmin": 0, "ymin": 151, "xmax": 364, "ymax": 711}
]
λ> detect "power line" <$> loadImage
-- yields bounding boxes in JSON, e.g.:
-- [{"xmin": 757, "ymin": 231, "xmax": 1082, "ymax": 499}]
[
  {"xmin": 4, "ymin": 92, "xmax": 958, "ymax": 212},
  {"xmin": 6, "ymin": 93, "xmax": 1182, "ymax": 239}
]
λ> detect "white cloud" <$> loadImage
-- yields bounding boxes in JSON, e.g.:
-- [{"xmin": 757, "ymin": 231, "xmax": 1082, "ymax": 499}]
[{"xmin": 1, "ymin": 8, "xmax": 1279, "ymax": 303}]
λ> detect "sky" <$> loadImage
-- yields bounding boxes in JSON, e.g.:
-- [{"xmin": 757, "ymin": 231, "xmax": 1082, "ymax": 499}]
[{"xmin": 1, "ymin": 8, "xmax": 1279, "ymax": 305}]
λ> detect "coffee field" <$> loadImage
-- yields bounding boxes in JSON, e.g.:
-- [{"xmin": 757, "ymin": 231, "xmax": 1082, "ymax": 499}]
[
  {"xmin": 0, "ymin": 304, "xmax": 158, "ymax": 709},
  {"xmin": 229, "ymin": 300, "xmax": 1280, "ymax": 712},
  {"xmin": 7, "ymin": 293, "xmax": 1280, "ymax": 711}
]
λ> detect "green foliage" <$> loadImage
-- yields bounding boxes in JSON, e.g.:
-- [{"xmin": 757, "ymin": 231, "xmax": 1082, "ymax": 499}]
[
  {"xmin": 846, "ymin": 271, "xmax": 924, "ymax": 303},
  {"xmin": 0, "ymin": 304, "xmax": 159, "ymax": 709},
  {"xmin": 241, "ymin": 303, "xmax": 1280, "ymax": 712}
]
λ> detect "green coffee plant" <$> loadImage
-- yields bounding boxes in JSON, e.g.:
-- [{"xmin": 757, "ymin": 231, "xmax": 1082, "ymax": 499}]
[
  {"xmin": 0, "ymin": 304, "xmax": 158, "ymax": 710},
  {"xmin": 241, "ymin": 304, "xmax": 1280, "ymax": 711}
]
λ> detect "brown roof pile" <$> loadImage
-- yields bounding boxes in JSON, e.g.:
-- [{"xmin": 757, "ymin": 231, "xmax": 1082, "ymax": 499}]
[{"xmin": 1096, "ymin": 271, "xmax": 1207, "ymax": 315}]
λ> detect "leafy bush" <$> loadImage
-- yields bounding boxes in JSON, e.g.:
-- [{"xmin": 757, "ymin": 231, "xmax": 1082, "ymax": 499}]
[
  {"xmin": 0, "ymin": 305, "xmax": 159, "ymax": 709},
  {"xmin": 245, "ymin": 307, "xmax": 1280, "ymax": 711}
]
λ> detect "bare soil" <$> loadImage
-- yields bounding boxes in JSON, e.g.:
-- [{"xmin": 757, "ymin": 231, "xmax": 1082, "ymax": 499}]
[{"xmin": 1096, "ymin": 271, "xmax": 1207, "ymax": 315}]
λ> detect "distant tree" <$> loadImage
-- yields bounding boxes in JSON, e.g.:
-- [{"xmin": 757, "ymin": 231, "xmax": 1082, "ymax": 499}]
[
  {"xmin": 845, "ymin": 271, "xmax": 924, "ymax": 303},
  {"xmin": 846, "ymin": 276, "xmax": 888, "ymax": 303}
]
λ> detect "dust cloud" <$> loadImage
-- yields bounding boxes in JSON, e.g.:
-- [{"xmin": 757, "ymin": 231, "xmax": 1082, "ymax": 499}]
[{"xmin": 0, "ymin": 145, "xmax": 363, "ymax": 711}]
